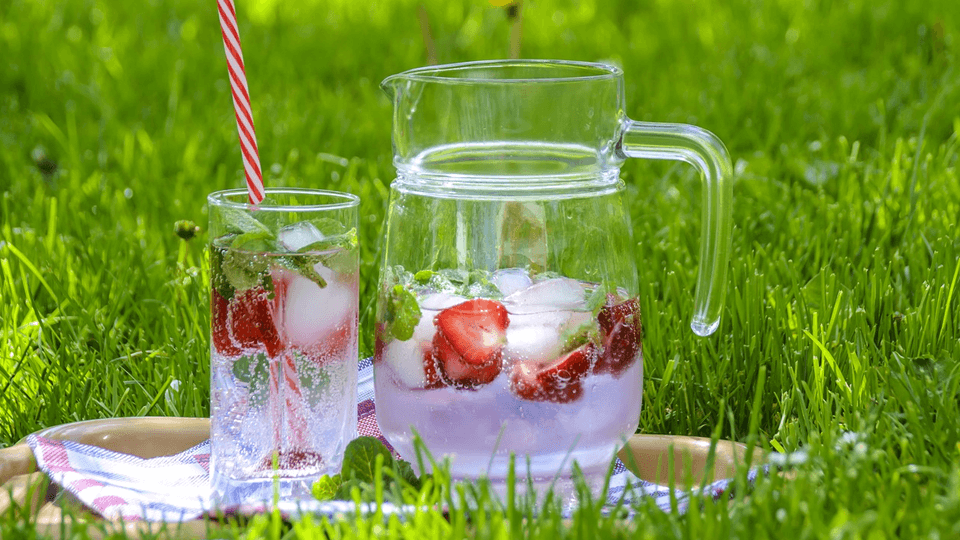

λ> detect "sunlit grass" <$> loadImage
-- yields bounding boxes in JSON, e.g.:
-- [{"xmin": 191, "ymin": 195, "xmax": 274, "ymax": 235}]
[{"xmin": 1, "ymin": 0, "xmax": 959, "ymax": 536}]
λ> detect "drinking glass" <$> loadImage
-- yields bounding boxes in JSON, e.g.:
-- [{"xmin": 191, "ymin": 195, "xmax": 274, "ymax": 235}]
[{"xmin": 208, "ymin": 188, "xmax": 360, "ymax": 505}]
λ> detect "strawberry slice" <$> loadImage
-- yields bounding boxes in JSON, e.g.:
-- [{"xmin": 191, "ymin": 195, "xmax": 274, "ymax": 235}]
[
  {"xmin": 229, "ymin": 288, "xmax": 285, "ymax": 358},
  {"xmin": 598, "ymin": 297, "xmax": 640, "ymax": 335},
  {"xmin": 373, "ymin": 326, "xmax": 386, "ymax": 364},
  {"xmin": 421, "ymin": 343, "xmax": 446, "ymax": 390},
  {"xmin": 432, "ymin": 299, "xmax": 510, "ymax": 388},
  {"xmin": 595, "ymin": 298, "xmax": 642, "ymax": 377},
  {"xmin": 509, "ymin": 343, "xmax": 597, "ymax": 403},
  {"xmin": 211, "ymin": 290, "xmax": 240, "ymax": 356},
  {"xmin": 256, "ymin": 449, "xmax": 324, "ymax": 472}
]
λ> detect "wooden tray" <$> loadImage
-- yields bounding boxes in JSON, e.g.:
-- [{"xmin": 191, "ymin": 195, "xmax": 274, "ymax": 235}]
[{"xmin": 0, "ymin": 417, "xmax": 761, "ymax": 537}]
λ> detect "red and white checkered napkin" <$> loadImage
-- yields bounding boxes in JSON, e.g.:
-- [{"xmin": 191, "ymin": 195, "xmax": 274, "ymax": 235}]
[{"xmin": 26, "ymin": 358, "xmax": 740, "ymax": 521}]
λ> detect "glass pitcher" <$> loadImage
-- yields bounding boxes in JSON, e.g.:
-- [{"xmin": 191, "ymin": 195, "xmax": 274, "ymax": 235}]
[{"xmin": 374, "ymin": 60, "xmax": 732, "ymax": 487}]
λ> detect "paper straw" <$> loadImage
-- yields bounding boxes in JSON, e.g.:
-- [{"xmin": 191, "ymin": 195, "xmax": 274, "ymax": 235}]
[{"xmin": 216, "ymin": 0, "xmax": 265, "ymax": 205}]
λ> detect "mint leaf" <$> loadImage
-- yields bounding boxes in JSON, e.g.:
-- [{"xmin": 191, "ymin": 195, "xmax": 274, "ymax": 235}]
[
  {"xmin": 211, "ymin": 244, "xmax": 236, "ymax": 300},
  {"xmin": 312, "ymin": 436, "xmax": 423, "ymax": 503},
  {"xmin": 466, "ymin": 276, "xmax": 501, "ymax": 299},
  {"xmin": 219, "ymin": 207, "xmax": 271, "ymax": 235},
  {"xmin": 214, "ymin": 229, "xmax": 279, "ymax": 294},
  {"xmin": 276, "ymin": 254, "xmax": 327, "ymax": 288},
  {"xmin": 341, "ymin": 436, "xmax": 395, "ymax": 484},
  {"xmin": 384, "ymin": 284, "xmax": 422, "ymax": 341},
  {"xmin": 334, "ymin": 478, "xmax": 373, "ymax": 501},
  {"xmin": 292, "ymin": 227, "xmax": 359, "ymax": 278},
  {"xmin": 297, "ymin": 228, "xmax": 357, "ymax": 254},
  {"xmin": 222, "ymin": 248, "xmax": 269, "ymax": 292},
  {"xmin": 414, "ymin": 270, "xmax": 435, "ymax": 284},
  {"xmin": 231, "ymin": 353, "xmax": 271, "ymax": 407},
  {"xmin": 559, "ymin": 320, "xmax": 600, "ymax": 353},
  {"xmin": 251, "ymin": 208, "xmax": 284, "ymax": 233},
  {"xmin": 230, "ymin": 230, "xmax": 277, "ymax": 253},
  {"xmin": 319, "ymin": 248, "xmax": 358, "ymax": 275},
  {"xmin": 437, "ymin": 268, "xmax": 469, "ymax": 286},
  {"xmin": 394, "ymin": 459, "xmax": 420, "ymax": 489},
  {"xmin": 531, "ymin": 270, "xmax": 563, "ymax": 282},
  {"xmin": 232, "ymin": 352, "xmax": 270, "ymax": 385},
  {"xmin": 312, "ymin": 474, "xmax": 342, "ymax": 501},
  {"xmin": 296, "ymin": 353, "xmax": 331, "ymax": 390},
  {"xmin": 585, "ymin": 281, "xmax": 613, "ymax": 315},
  {"xmin": 308, "ymin": 217, "xmax": 349, "ymax": 237},
  {"xmin": 418, "ymin": 268, "xmax": 502, "ymax": 299}
]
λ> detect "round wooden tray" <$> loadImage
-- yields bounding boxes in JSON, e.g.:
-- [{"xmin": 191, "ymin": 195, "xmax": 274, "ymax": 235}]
[{"xmin": 0, "ymin": 417, "xmax": 761, "ymax": 537}]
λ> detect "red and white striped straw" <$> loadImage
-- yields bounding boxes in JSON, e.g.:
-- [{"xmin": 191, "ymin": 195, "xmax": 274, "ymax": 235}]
[{"xmin": 216, "ymin": 0, "xmax": 265, "ymax": 205}]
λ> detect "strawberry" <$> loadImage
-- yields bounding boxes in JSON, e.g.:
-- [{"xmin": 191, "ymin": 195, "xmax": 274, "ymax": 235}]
[
  {"xmin": 595, "ymin": 298, "xmax": 642, "ymax": 377},
  {"xmin": 211, "ymin": 290, "xmax": 240, "ymax": 356},
  {"xmin": 509, "ymin": 343, "xmax": 597, "ymax": 403},
  {"xmin": 373, "ymin": 325, "xmax": 387, "ymax": 364},
  {"xmin": 598, "ymin": 297, "xmax": 640, "ymax": 335},
  {"xmin": 229, "ymin": 288, "xmax": 285, "ymax": 358},
  {"xmin": 256, "ymin": 449, "xmax": 323, "ymax": 472},
  {"xmin": 432, "ymin": 299, "xmax": 510, "ymax": 388},
  {"xmin": 420, "ymin": 342, "xmax": 446, "ymax": 390}
]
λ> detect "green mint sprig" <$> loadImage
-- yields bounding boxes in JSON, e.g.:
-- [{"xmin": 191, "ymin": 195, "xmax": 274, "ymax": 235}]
[
  {"xmin": 382, "ymin": 266, "xmax": 508, "ymax": 342},
  {"xmin": 312, "ymin": 437, "xmax": 420, "ymax": 502},
  {"xmin": 231, "ymin": 352, "xmax": 330, "ymax": 398},
  {"xmin": 585, "ymin": 281, "xmax": 614, "ymax": 316},
  {"xmin": 383, "ymin": 284, "xmax": 422, "ymax": 341},
  {"xmin": 413, "ymin": 268, "xmax": 502, "ymax": 299},
  {"xmin": 213, "ymin": 212, "xmax": 358, "ymax": 298}
]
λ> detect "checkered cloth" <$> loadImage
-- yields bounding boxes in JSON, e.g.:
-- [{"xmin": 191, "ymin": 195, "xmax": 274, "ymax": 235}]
[{"xmin": 27, "ymin": 358, "xmax": 744, "ymax": 521}]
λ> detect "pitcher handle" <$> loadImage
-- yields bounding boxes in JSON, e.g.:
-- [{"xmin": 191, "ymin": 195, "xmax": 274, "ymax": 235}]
[{"xmin": 618, "ymin": 121, "xmax": 733, "ymax": 337}]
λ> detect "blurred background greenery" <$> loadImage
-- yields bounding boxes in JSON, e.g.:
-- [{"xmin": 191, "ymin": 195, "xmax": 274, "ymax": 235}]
[{"xmin": 1, "ymin": 0, "xmax": 958, "ymax": 458}]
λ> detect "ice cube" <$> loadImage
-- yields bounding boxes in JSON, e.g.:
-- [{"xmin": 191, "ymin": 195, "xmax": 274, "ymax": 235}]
[
  {"xmin": 491, "ymin": 268, "xmax": 533, "ymax": 297},
  {"xmin": 419, "ymin": 292, "xmax": 467, "ymax": 312},
  {"xmin": 278, "ymin": 221, "xmax": 324, "ymax": 252},
  {"xmin": 503, "ymin": 322, "xmax": 565, "ymax": 364},
  {"xmin": 502, "ymin": 310, "xmax": 594, "ymax": 364},
  {"xmin": 382, "ymin": 314, "xmax": 436, "ymax": 388},
  {"xmin": 502, "ymin": 277, "xmax": 587, "ymax": 315},
  {"xmin": 281, "ymin": 269, "xmax": 356, "ymax": 349}
]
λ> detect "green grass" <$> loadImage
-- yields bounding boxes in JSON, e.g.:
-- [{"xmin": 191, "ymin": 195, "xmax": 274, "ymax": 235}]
[{"xmin": 2, "ymin": 0, "xmax": 960, "ymax": 536}]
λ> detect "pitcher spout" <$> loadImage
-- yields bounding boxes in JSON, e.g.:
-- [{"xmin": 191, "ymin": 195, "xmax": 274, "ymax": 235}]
[{"xmin": 380, "ymin": 73, "xmax": 403, "ymax": 99}]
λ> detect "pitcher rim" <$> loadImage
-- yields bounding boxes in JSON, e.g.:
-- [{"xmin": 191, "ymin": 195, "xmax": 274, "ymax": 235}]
[{"xmin": 382, "ymin": 59, "xmax": 622, "ymax": 86}]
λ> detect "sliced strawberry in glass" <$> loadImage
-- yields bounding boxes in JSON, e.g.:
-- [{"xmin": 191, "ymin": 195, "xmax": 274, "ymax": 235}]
[
  {"xmin": 229, "ymin": 288, "xmax": 285, "ymax": 358},
  {"xmin": 433, "ymin": 298, "xmax": 509, "ymax": 388},
  {"xmin": 256, "ymin": 449, "xmax": 324, "ymax": 472},
  {"xmin": 211, "ymin": 290, "xmax": 240, "ymax": 356},
  {"xmin": 595, "ymin": 297, "xmax": 642, "ymax": 377},
  {"xmin": 595, "ymin": 321, "xmax": 641, "ymax": 376},
  {"xmin": 421, "ymin": 342, "xmax": 447, "ymax": 390},
  {"xmin": 598, "ymin": 297, "xmax": 640, "ymax": 335},
  {"xmin": 509, "ymin": 343, "xmax": 597, "ymax": 404},
  {"xmin": 432, "ymin": 331, "xmax": 502, "ymax": 388}
]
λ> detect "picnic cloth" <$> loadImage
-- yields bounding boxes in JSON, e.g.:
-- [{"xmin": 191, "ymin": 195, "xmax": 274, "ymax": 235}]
[{"xmin": 26, "ymin": 357, "xmax": 748, "ymax": 522}]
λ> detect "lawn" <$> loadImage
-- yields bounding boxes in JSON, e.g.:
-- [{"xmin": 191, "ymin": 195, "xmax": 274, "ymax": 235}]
[{"xmin": 1, "ymin": 0, "xmax": 959, "ymax": 536}]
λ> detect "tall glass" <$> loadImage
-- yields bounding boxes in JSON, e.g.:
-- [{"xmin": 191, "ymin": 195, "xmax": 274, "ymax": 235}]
[{"xmin": 208, "ymin": 188, "xmax": 360, "ymax": 505}]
